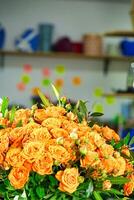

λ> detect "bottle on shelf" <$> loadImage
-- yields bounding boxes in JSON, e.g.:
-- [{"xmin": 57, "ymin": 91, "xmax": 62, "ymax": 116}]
[{"xmin": 126, "ymin": 63, "xmax": 134, "ymax": 92}]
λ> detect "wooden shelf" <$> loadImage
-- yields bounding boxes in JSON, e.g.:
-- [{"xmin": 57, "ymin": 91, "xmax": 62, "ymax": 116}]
[
  {"xmin": 103, "ymin": 93, "xmax": 134, "ymax": 99},
  {"xmin": 104, "ymin": 30, "xmax": 134, "ymax": 37},
  {"xmin": 0, "ymin": 50, "xmax": 134, "ymax": 62}
]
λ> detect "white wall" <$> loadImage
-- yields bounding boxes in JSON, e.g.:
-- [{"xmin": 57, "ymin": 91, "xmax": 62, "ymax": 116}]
[{"xmin": 0, "ymin": 0, "xmax": 132, "ymax": 119}]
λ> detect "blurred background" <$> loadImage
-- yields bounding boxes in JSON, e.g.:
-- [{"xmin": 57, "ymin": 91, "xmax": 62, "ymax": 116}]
[{"xmin": 0, "ymin": 0, "xmax": 134, "ymax": 139}]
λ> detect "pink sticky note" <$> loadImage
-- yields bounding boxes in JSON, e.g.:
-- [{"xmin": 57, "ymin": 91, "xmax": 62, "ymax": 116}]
[
  {"xmin": 17, "ymin": 83, "xmax": 26, "ymax": 91},
  {"xmin": 42, "ymin": 67, "xmax": 51, "ymax": 76},
  {"xmin": 23, "ymin": 64, "xmax": 32, "ymax": 73}
]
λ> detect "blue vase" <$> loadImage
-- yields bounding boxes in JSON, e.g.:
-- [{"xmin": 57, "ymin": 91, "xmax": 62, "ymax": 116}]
[{"xmin": 0, "ymin": 24, "xmax": 6, "ymax": 49}]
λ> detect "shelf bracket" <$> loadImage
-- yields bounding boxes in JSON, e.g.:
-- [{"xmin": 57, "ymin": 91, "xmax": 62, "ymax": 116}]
[
  {"xmin": 0, "ymin": 52, "xmax": 5, "ymax": 68},
  {"xmin": 103, "ymin": 58, "xmax": 110, "ymax": 75}
]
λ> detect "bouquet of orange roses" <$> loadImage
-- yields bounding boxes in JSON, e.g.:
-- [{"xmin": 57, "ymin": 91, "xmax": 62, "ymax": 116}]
[{"xmin": 0, "ymin": 87, "xmax": 133, "ymax": 200}]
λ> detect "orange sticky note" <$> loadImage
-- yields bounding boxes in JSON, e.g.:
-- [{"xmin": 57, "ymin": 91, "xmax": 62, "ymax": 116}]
[
  {"xmin": 72, "ymin": 76, "xmax": 81, "ymax": 86},
  {"xmin": 54, "ymin": 78, "xmax": 64, "ymax": 88},
  {"xmin": 17, "ymin": 83, "xmax": 26, "ymax": 91}
]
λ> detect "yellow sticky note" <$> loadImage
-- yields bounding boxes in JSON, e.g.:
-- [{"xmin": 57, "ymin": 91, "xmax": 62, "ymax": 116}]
[
  {"xmin": 106, "ymin": 96, "xmax": 116, "ymax": 105},
  {"xmin": 93, "ymin": 103, "xmax": 104, "ymax": 113},
  {"xmin": 56, "ymin": 65, "xmax": 65, "ymax": 74},
  {"xmin": 21, "ymin": 74, "xmax": 31, "ymax": 84},
  {"xmin": 93, "ymin": 88, "xmax": 103, "ymax": 98}
]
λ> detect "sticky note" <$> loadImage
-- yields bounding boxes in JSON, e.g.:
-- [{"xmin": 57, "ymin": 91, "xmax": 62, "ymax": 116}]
[
  {"xmin": 93, "ymin": 87, "xmax": 103, "ymax": 98},
  {"xmin": 56, "ymin": 65, "xmax": 65, "ymax": 74},
  {"xmin": 42, "ymin": 67, "xmax": 51, "ymax": 77},
  {"xmin": 72, "ymin": 76, "xmax": 81, "ymax": 86},
  {"xmin": 106, "ymin": 96, "xmax": 116, "ymax": 105},
  {"xmin": 93, "ymin": 103, "xmax": 104, "ymax": 113},
  {"xmin": 42, "ymin": 78, "xmax": 51, "ymax": 87},
  {"xmin": 54, "ymin": 78, "xmax": 64, "ymax": 88},
  {"xmin": 17, "ymin": 83, "xmax": 26, "ymax": 91},
  {"xmin": 21, "ymin": 74, "xmax": 31, "ymax": 84},
  {"xmin": 32, "ymin": 87, "xmax": 40, "ymax": 95},
  {"xmin": 23, "ymin": 64, "xmax": 32, "ymax": 73}
]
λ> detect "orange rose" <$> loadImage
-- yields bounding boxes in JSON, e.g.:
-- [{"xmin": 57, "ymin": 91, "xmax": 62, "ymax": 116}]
[
  {"xmin": 32, "ymin": 152, "xmax": 53, "ymax": 175},
  {"xmin": 61, "ymin": 120, "xmax": 78, "ymax": 132},
  {"xmin": 0, "ymin": 133, "xmax": 9, "ymax": 153},
  {"xmin": 55, "ymin": 168, "xmax": 79, "ymax": 193},
  {"xmin": 50, "ymin": 128, "xmax": 68, "ymax": 138},
  {"xmin": 5, "ymin": 147, "xmax": 25, "ymax": 167},
  {"xmin": 8, "ymin": 166, "xmax": 29, "ymax": 189},
  {"xmin": 0, "ymin": 153, "xmax": 4, "ymax": 164},
  {"xmin": 48, "ymin": 145, "xmax": 70, "ymax": 164},
  {"xmin": 113, "ymin": 157, "xmax": 126, "ymax": 177},
  {"xmin": 34, "ymin": 109, "xmax": 48, "ymax": 123},
  {"xmin": 13, "ymin": 109, "xmax": 31, "ymax": 126},
  {"xmin": 80, "ymin": 151, "xmax": 100, "ymax": 168},
  {"xmin": 102, "ymin": 126, "xmax": 120, "ymax": 142},
  {"xmin": 121, "ymin": 146, "xmax": 130, "ymax": 157},
  {"xmin": 22, "ymin": 141, "xmax": 44, "ymax": 163},
  {"xmin": 30, "ymin": 127, "xmax": 51, "ymax": 142},
  {"xmin": 103, "ymin": 180, "xmax": 112, "ymax": 190},
  {"xmin": 102, "ymin": 156, "xmax": 116, "ymax": 173},
  {"xmin": 125, "ymin": 160, "xmax": 134, "ymax": 173},
  {"xmin": 42, "ymin": 118, "xmax": 62, "ymax": 131},
  {"xmin": 98, "ymin": 143, "xmax": 114, "ymax": 158},
  {"xmin": 88, "ymin": 131, "xmax": 105, "ymax": 148},
  {"xmin": 124, "ymin": 182, "xmax": 134, "ymax": 196},
  {"xmin": 9, "ymin": 127, "xmax": 24, "ymax": 143},
  {"xmin": 92, "ymin": 124, "xmax": 102, "ymax": 133},
  {"xmin": 45, "ymin": 106, "xmax": 66, "ymax": 118}
]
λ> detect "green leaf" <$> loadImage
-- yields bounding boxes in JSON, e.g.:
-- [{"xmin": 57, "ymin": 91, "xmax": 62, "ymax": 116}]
[
  {"xmin": 1, "ymin": 97, "xmax": 9, "ymax": 117},
  {"xmin": 107, "ymin": 177, "xmax": 130, "ymax": 185},
  {"xmin": 36, "ymin": 186, "xmax": 45, "ymax": 198},
  {"xmin": 129, "ymin": 136, "xmax": 134, "ymax": 146},
  {"xmin": 4, "ymin": 192, "xmax": 10, "ymax": 200},
  {"xmin": 51, "ymin": 84, "xmax": 60, "ymax": 102},
  {"xmin": 9, "ymin": 105, "xmax": 16, "ymax": 123},
  {"xmin": 79, "ymin": 100, "xmax": 88, "ymax": 116},
  {"xmin": 37, "ymin": 89, "xmax": 51, "ymax": 108},
  {"xmin": 0, "ymin": 124, "xmax": 5, "ymax": 129},
  {"xmin": 48, "ymin": 175, "xmax": 58, "ymax": 187},
  {"xmin": 74, "ymin": 100, "xmax": 88, "ymax": 123},
  {"xmin": 107, "ymin": 188, "xmax": 123, "ymax": 196},
  {"xmin": 123, "ymin": 133, "xmax": 130, "ymax": 145},
  {"xmin": 90, "ymin": 112, "xmax": 104, "ymax": 117},
  {"xmin": 4, "ymin": 179, "xmax": 15, "ymax": 191},
  {"xmin": 35, "ymin": 173, "xmax": 44, "ymax": 183},
  {"xmin": 85, "ymin": 181, "xmax": 94, "ymax": 198},
  {"xmin": 0, "ymin": 183, "xmax": 6, "ymax": 193},
  {"xmin": 110, "ymin": 139, "xmax": 116, "ymax": 147},
  {"xmin": 16, "ymin": 120, "xmax": 23, "ymax": 127},
  {"xmin": 114, "ymin": 140, "xmax": 124, "ymax": 149},
  {"xmin": 93, "ymin": 191, "xmax": 103, "ymax": 200}
]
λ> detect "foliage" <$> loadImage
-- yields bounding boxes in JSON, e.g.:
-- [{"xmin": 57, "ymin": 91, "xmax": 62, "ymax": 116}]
[{"xmin": 0, "ymin": 92, "xmax": 133, "ymax": 200}]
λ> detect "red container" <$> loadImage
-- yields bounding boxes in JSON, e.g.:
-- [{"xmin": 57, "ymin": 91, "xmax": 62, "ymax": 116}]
[{"xmin": 71, "ymin": 42, "xmax": 83, "ymax": 53}]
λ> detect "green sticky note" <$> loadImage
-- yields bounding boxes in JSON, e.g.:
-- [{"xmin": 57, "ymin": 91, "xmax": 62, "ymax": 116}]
[
  {"xmin": 93, "ymin": 88, "xmax": 103, "ymax": 98},
  {"xmin": 21, "ymin": 74, "xmax": 31, "ymax": 84},
  {"xmin": 56, "ymin": 65, "xmax": 65, "ymax": 74},
  {"xmin": 42, "ymin": 78, "xmax": 51, "ymax": 87},
  {"xmin": 106, "ymin": 96, "xmax": 116, "ymax": 105},
  {"xmin": 93, "ymin": 103, "xmax": 104, "ymax": 113}
]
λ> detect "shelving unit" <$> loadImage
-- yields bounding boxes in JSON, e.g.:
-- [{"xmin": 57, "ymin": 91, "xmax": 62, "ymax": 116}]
[
  {"xmin": 0, "ymin": 50, "xmax": 134, "ymax": 61},
  {"xmin": 103, "ymin": 93, "xmax": 134, "ymax": 99},
  {"xmin": 104, "ymin": 30, "xmax": 134, "ymax": 37},
  {"xmin": 0, "ymin": 50, "xmax": 134, "ymax": 74}
]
